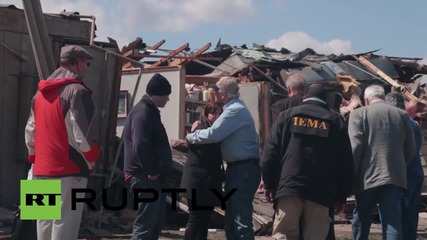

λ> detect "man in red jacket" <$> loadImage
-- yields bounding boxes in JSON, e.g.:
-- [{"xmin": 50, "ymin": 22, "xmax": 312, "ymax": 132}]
[{"xmin": 25, "ymin": 45, "xmax": 100, "ymax": 240}]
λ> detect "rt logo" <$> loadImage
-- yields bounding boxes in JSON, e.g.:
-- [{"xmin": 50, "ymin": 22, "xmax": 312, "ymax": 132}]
[{"xmin": 20, "ymin": 180, "xmax": 61, "ymax": 220}]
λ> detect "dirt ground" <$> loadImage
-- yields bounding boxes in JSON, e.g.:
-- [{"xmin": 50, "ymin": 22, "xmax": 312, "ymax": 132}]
[
  {"xmin": 2, "ymin": 222, "xmax": 427, "ymax": 239},
  {"xmin": 155, "ymin": 221, "xmax": 427, "ymax": 240},
  {"xmin": 3, "ymin": 208, "xmax": 427, "ymax": 239},
  {"xmin": 76, "ymin": 215, "xmax": 427, "ymax": 240},
  {"xmin": 75, "ymin": 223, "xmax": 427, "ymax": 240}
]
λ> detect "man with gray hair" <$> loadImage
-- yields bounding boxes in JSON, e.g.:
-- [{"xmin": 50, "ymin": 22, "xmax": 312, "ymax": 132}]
[
  {"xmin": 385, "ymin": 92, "xmax": 424, "ymax": 240},
  {"xmin": 348, "ymin": 85, "xmax": 415, "ymax": 240},
  {"xmin": 186, "ymin": 76, "xmax": 261, "ymax": 240},
  {"xmin": 259, "ymin": 73, "xmax": 307, "ymax": 194},
  {"xmin": 271, "ymin": 73, "xmax": 307, "ymax": 124}
]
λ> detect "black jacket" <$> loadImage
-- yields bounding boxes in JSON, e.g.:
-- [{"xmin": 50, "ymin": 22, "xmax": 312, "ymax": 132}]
[
  {"xmin": 123, "ymin": 95, "xmax": 172, "ymax": 178},
  {"xmin": 271, "ymin": 93, "xmax": 304, "ymax": 124},
  {"xmin": 181, "ymin": 122, "xmax": 224, "ymax": 205},
  {"xmin": 261, "ymin": 100, "xmax": 354, "ymax": 207}
]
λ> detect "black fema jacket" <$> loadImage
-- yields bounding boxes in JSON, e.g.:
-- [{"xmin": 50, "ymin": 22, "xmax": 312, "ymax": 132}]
[
  {"xmin": 261, "ymin": 100, "xmax": 354, "ymax": 207},
  {"xmin": 123, "ymin": 94, "xmax": 172, "ymax": 178}
]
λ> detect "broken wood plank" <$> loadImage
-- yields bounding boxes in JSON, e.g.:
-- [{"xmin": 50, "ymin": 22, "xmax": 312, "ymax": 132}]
[
  {"xmin": 192, "ymin": 59, "xmax": 230, "ymax": 74},
  {"xmin": 355, "ymin": 55, "xmax": 419, "ymax": 101},
  {"xmin": 251, "ymin": 64, "xmax": 286, "ymax": 92},
  {"xmin": 149, "ymin": 43, "xmax": 190, "ymax": 68},
  {"xmin": 107, "ymin": 37, "xmax": 118, "ymax": 48},
  {"xmin": 147, "ymin": 39, "xmax": 167, "ymax": 51},
  {"xmin": 129, "ymin": 54, "xmax": 221, "ymax": 61},
  {"xmin": 170, "ymin": 43, "xmax": 212, "ymax": 66},
  {"xmin": 185, "ymin": 75, "xmax": 220, "ymax": 85},
  {"xmin": 121, "ymin": 37, "xmax": 144, "ymax": 69},
  {"xmin": 122, "ymin": 39, "xmax": 166, "ymax": 69},
  {"xmin": 121, "ymin": 37, "xmax": 143, "ymax": 53},
  {"xmin": 122, "ymin": 40, "xmax": 166, "ymax": 58}
]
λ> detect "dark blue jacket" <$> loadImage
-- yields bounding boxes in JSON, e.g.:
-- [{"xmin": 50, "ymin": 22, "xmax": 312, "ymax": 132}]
[{"xmin": 123, "ymin": 95, "xmax": 172, "ymax": 178}]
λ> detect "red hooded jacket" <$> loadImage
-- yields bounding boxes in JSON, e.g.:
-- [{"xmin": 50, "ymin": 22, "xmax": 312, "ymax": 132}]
[{"xmin": 25, "ymin": 67, "xmax": 100, "ymax": 177}]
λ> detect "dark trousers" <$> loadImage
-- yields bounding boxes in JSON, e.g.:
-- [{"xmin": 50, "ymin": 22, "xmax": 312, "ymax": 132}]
[
  {"xmin": 401, "ymin": 178, "xmax": 423, "ymax": 240},
  {"xmin": 11, "ymin": 218, "xmax": 37, "ymax": 240},
  {"xmin": 326, "ymin": 207, "xmax": 336, "ymax": 240},
  {"xmin": 184, "ymin": 200, "xmax": 213, "ymax": 240},
  {"xmin": 130, "ymin": 176, "xmax": 166, "ymax": 240}
]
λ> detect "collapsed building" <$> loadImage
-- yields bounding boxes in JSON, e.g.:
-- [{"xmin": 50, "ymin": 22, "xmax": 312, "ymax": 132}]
[
  {"xmin": 114, "ymin": 38, "xmax": 427, "ymax": 235},
  {"xmin": 1, "ymin": 2, "xmax": 427, "ymax": 237},
  {"xmin": 119, "ymin": 37, "xmax": 427, "ymax": 143}
]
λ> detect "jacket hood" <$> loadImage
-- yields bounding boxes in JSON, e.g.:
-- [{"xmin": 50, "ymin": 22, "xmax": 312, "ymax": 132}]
[{"xmin": 38, "ymin": 78, "xmax": 82, "ymax": 92}]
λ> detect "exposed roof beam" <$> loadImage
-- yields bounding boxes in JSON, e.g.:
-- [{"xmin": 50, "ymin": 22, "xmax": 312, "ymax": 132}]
[
  {"xmin": 131, "ymin": 54, "xmax": 221, "ymax": 61},
  {"xmin": 149, "ymin": 43, "xmax": 190, "ymax": 68},
  {"xmin": 170, "ymin": 42, "xmax": 212, "ymax": 66},
  {"xmin": 122, "ymin": 39, "xmax": 166, "ymax": 69}
]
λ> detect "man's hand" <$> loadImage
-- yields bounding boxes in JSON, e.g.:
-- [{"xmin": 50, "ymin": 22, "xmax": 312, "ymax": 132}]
[
  {"xmin": 148, "ymin": 174, "xmax": 160, "ymax": 180},
  {"xmin": 334, "ymin": 202, "xmax": 345, "ymax": 215},
  {"xmin": 264, "ymin": 189, "xmax": 274, "ymax": 203}
]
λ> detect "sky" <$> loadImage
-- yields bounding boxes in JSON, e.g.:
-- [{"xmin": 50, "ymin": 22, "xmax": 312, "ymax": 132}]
[{"xmin": 2, "ymin": 0, "xmax": 427, "ymax": 65}]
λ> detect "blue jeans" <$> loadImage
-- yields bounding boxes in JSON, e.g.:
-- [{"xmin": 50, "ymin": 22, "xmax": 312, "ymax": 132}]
[
  {"xmin": 129, "ymin": 176, "xmax": 166, "ymax": 240},
  {"xmin": 401, "ymin": 176, "xmax": 423, "ymax": 240},
  {"xmin": 352, "ymin": 185, "xmax": 403, "ymax": 240},
  {"xmin": 224, "ymin": 161, "xmax": 261, "ymax": 240}
]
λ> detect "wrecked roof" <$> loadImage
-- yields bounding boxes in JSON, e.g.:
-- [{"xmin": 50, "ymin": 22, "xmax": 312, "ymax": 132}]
[
  {"xmin": 205, "ymin": 44, "xmax": 425, "ymax": 85},
  {"xmin": 119, "ymin": 37, "xmax": 427, "ymax": 100}
]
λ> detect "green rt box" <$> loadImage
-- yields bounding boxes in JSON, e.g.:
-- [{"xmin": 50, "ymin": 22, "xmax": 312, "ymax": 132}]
[{"xmin": 20, "ymin": 180, "xmax": 61, "ymax": 220}]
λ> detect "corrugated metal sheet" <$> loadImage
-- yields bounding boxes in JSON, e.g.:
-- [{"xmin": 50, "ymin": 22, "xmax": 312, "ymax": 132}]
[{"xmin": 337, "ymin": 58, "xmax": 399, "ymax": 81}]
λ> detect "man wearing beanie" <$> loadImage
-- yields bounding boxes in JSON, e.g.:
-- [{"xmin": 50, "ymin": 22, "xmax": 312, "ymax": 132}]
[
  {"xmin": 123, "ymin": 73, "xmax": 173, "ymax": 239},
  {"xmin": 186, "ymin": 76, "xmax": 261, "ymax": 240},
  {"xmin": 25, "ymin": 45, "xmax": 99, "ymax": 240},
  {"xmin": 261, "ymin": 84, "xmax": 355, "ymax": 239}
]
